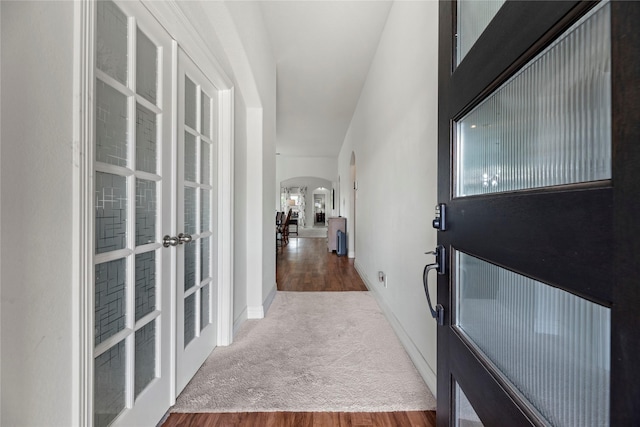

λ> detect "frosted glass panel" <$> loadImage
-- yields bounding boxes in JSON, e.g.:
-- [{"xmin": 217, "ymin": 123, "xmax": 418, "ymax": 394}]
[
  {"xmin": 457, "ymin": 0, "xmax": 505, "ymax": 65},
  {"xmin": 95, "ymin": 172, "xmax": 127, "ymax": 254},
  {"xmin": 201, "ymin": 141, "xmax": 210, "ymax": 185},
  {"xmin": 136, "ymin": 29, "xmax": 157, "ymax": 105},
  {"xmin": 94, "ymin": 340, "xmax": 126, "ymax": 427},
  {"xmin": 200, "ymin": 237, "xmax": 210, "ymax": 280},
  {"xmin": 201, "ymin": 92, "xmax": 211, "ymax": 138},
  {"xmin": 185, "ymin": 76, "xmax": 197, "ymax": 130},
  {"xmin": 184, "ymin": 294, "xmax": 196, "ymax": 347},
  {"xmin": 96, "ymin": 0, "xmax": 128, "ymax": 85},
  {"xmin": 135, "ymin": 179, "xmax": 156, "ymax": 246},
  {"xmin": 456, "ymin": 251, "xmax": 610, "ymax": 426},
  {"xmin": 136, "ymin": 103, "xmax": 157, "ymax": 174},
  {"xmin": 135, "ymin": 251, "xmax": 155, "ymax": 321},
  {"xmin": 96, "ymin": 81, "xmax": 128, "ymax": 167},
  {"xmin": 95, "ymin": 258, "xmax": 126, "ymax": 345},
  {"xmin": 455, "ymin": 382, "xmax": 484, "ymax": 427},
  {"xmin": 200, "ymin": 284, "xmax": 210, "ymax": 331},
  {"xmin": 184, "ymin": 187, "xmax": 196, "ymax": 235},
  {"xmin": 184, "ymin": 241, "xmax": 196, "ymax": 292},
  {"xmin": 184, "ymin": 132, "xmax": 197, "ymax": 182},
  {"xmin": 200, "ymin": 189, "xmax": 210, "ymax": 233},
  {"xmin": 456, "ymin": 3, "xmax": 611, "ymax": 197},
  {"xmin": 135, "ymin": 320, "xmax": 156, "ymax": 399}
]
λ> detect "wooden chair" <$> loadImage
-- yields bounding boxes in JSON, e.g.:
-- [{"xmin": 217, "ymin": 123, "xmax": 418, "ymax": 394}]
[{"xmin": 276, "ymin": 210, "xmax": 291, "ymax": 247}]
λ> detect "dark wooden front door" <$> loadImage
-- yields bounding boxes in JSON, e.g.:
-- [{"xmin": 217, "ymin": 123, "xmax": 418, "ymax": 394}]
[{"xmin": 435, "ymin": 1, "xmax": 640, "ymax": 425}]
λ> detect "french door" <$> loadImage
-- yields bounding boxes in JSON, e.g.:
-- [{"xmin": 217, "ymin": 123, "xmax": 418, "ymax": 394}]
[
  {"xmin": 175, "ymin": 48, "xmax": 219, "ymax": 395},
  {"xmin": 93, "ymin": 1, "xmax": 173, "ymax": 426},
  {"xmin": 436, "ymin": 1, "xmax": 640, "ymax": 426}
]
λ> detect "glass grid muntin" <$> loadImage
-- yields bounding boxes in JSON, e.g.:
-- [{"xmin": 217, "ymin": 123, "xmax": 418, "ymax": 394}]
[
  {"xmin": 453, "ymin": 2, "xmax": 611, "ymax": 198},
  {"xmin": 182, "ymin": 74, "xmax": 215, "ymax": 347},
  {"xmin": 94, "ymin": 3, "xmax": 163, "ymax": 421}
]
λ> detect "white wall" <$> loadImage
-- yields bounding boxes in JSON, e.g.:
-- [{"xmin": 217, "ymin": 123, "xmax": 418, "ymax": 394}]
[
  {"xmin": 337, "ymin": 0, "xmax": 439, "ymax": 395},
  {"xmin": 1, "ymin": 2, "xmax": 75, "ymax": 424},
  {"xmin": 276, "ymin": 156, "xmax": 337, "ymax": 207},
  {"xmin": 223, "ymin": 1, "xmax": 277, "ymax": 319}
]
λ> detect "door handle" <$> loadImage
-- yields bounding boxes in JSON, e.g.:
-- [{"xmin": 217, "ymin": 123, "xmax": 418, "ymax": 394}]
[
  {"xmin": 423, "ymin": 245, "xmax": 445, "ymax": 326},
  {"xmin": 163, "ymin": 235, "xmax": 179, "ymax": 248},
  {"xmin": 178, "ymin": 233, "xmax": 192, "ymax": 244}
]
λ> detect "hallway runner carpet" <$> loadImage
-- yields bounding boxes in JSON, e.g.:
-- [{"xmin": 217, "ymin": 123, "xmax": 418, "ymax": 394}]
[{"xmin": 171, "ymin": 291, "xmax": 436, "ymax": 413}]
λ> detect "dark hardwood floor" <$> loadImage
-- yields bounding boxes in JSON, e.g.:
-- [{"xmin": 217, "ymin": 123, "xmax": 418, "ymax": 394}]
[
  {"xmin": 162, "ymin": 235, "xmax": 438, "ymax": 426},
  {"xmin": 163, "ymin": 411, "xmax": 436, "ymax": 427},
  {"xmin": 276, "ymin": 236, "xmax": 367, "ymax": 291}
]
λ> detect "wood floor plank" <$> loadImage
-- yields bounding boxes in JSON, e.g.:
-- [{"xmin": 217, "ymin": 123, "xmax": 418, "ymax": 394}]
[
  {"xmin": 276, "ymin": 236, "xmax": 367, "ymax": 292},
  {"xmin": 163, "ymin": 412, "xmax": 436, "ymax": 427}
]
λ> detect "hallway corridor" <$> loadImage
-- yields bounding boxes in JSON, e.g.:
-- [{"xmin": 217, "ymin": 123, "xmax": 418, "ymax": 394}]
[
  {"xmin": 163, "ymin": 234, "xmax": 436, "ymax": 426},
  {"xmin": 277, "ymin": 235, "xmax": 367, "ymax": 292}
]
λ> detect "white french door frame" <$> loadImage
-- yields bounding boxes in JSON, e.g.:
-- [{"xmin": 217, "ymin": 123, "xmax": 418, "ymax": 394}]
[{"xmin": 72, "ymin": 0, "xmax": 235, "ymax": 424}]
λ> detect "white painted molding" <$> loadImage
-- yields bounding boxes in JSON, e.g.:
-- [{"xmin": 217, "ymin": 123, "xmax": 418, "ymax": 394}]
[
  {"xmin": 72, "ymin": 1, "xmax": 95, "ymax": 425},
  {"xmin": 262, "ymin": 284, "xmax": 277, "ymax": 316},
  {"xmin": 355, "ymin": 261, "xmax": 438, "ymax": 398},
  {"xmin": 348, "ymin": 250, "xmax": 356, "ymax": 259},
  {"xmin": 247, "ymin": 305, "xmax": 265, "ymax": 319},
  {"xmin": 141, "ymin": 1, "xmax": 233, "ymax": 90}
]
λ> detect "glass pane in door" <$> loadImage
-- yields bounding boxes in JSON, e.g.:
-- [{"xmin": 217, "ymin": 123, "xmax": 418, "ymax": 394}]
[
  {"xmin": 455, "ymin": 251, "xmax": 610, "ymax": 426},
  {"xmin": 135, "ymin": 103, "xmax": 157, "ymax": 174},
  {"xmin": 134, "ymin": 320, "xmax": 156, "ymax": 398},
  {"xmin": 95, "ymin": 172, "xmax": 127, "ymax": 254},
  {"xmin": 457, "ymin": 0, "xmax": 505, "ymax": 65},
  {"xmin": 136, "ymin": 28, "xmax": 157, "ymax": 104},
  {"xmin": 455, "ymin": 2, "xmax": 611, "ymax": 197},
  {"xmin": 96, "ymin": 0, "xmax": 128, "ymax": 85},
  {"xmin": 94, "ymin": 340, "xmax": 126, "ymax": 427},
  {"xmin": 455, "ymin": 382, "xmax": 483, "ymax": 427},
  {"xmin": 95, "ymin": 258, "xmax": 126, "ymax": 345},
  {"xmin": 96, "ymin": 81, "xmax": 128, "ymax": 167}
]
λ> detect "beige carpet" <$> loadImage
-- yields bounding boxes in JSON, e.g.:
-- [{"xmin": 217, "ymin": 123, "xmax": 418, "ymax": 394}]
[{"xmin": 171, "ymin": 291, "xmax": 436, "ymax": 413}]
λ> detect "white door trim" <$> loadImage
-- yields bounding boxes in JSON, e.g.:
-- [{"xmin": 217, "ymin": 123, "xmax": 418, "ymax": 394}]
[{"xmin": 72, "ymin": 1, "xmax": 95, "ymax": 425}]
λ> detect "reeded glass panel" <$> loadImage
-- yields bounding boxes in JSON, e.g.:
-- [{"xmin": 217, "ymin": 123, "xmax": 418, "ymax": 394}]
[
  {"xmin": 200, "ymin": 284, "xmax": 210, "ymax": 331},
  {"xmin": 456, "ymin": 251, "xmax": 610, "ymax": 426},
  {"xmin": 135, "ymin": 179, "xmax": 156, "ymax": 246},
  {"xmin": 96, "ymin": 81, "xmax": 128, "ymax": 167},
  {"xmin": 184, "ymin": 294, "xmax": 196, "ymax": 347},
  {"xmin": 95, "ymin": 172, "xmax": 127, "ymax": 254},
  {"xmin": 201, "ymin": 141, "xmax": 210, "ymax": 185},
  {"xmin": 136, "ymin": 29, "xmax": 157, "ymax": 105},
  {"xmin": 184, "ymin": 132, "xmax": 197, "ymax": 182},
  {"xmin": 135, "ymin": 320, "xmax": 156, "ymax": 399},
  {"xmin": 184, "ymin": 187, "xmax": 196, "ymax": 236},
  {"xmin": 135, "ymin": 251, "xmax": 155, "ymax": 321},
  {"xmin": 201, "ymin": 92, "xmax": 211, "ymax": 138},
  {"xmin": 456, "ymin": 3, "xmax": 611, "ymax": 197},
  {"xmin": 455, "ymin": 382, "xmax": 484, "ymax": 427},
  {"xmin": 457, "ymin": 0, "xmax": 505, "ymax": 65},
  {"xmin": 185, "ymin": 76, "xmax": 197, "ymax": 130},
  {"xmin": 136, "ymin": 103, "xmax": 157, "ymax": 174},
  {"xmin": 96, "ymin": 0, "xmax": 128, "ymax": 85},
  {"xmin": 95, "ymin": 258, "xmax": 126, "ymax": 345},
  {"xmin": 184, "ymin": 241, "xmax": 196, "ymax": 292},
  {"xmin": 200, "ymin": 189, "xmax": 210, "ymax": 233},
  {"xmin": 94, "ymin": 340, "xmax": 126, "ymax": 427},
  {"xmin": 200, "ymin": 237, "xmax": 210, "ymax": 280}
]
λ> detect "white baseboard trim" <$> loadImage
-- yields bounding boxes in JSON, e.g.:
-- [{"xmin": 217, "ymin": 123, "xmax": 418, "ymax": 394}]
[
  {"xmin": 247, "ymin": 305, "xmax": 264, "ymax": 319},
  {"xmin": 348, "ymin": 250, "xmax": 355, "ymax": 259},
  {"xmin": 263, "ymin": 284, "xmax": 277, "ymax": 316},
  {"xmin": 233, "ymin": 306, "xmax": 248, "ymax": 337},
  {"xmin": 354, "ymin": 260, "xmax": 438, "ymax": 398}
]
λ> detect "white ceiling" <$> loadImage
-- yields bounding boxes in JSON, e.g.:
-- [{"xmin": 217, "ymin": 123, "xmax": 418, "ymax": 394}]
[{"xmin": 259, "ymin": 1, "xmax": 393, "ymax": 158}]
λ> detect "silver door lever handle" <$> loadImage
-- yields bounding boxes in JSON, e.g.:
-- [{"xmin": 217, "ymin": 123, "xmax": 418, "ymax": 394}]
[
  {"xmin": 163, "ymin": 235, "xmax": 179, "ymax": 248},
  {"xmin": 178, "ymin": 233, "xmax": 192, "ymax": 244}
]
